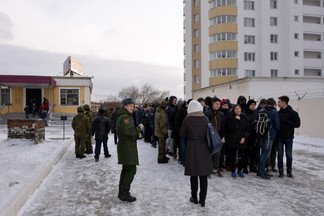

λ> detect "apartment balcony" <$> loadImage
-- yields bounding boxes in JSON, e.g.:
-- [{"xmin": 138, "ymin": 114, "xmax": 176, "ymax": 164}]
[
  {"xmin": 304, "ymin": 50, "xmax": 322, "ymax": 58},
  {"xmin": 303, "ymin": 58, "xmax": 324, "ymax": 69},
  {"xmin": 303, "ymin": 40, "xmax": 324, "ymax": 50},
  {"xmin": 304, "ymin": 68, "xmax": 322, "ymax": 76},
  {"xmin": 303, "ymin": 0, "xmax": 321, "ymax": 7},
  {"xmin": 303, "ymin": 15, "xmax": 322, "ymax": 24}
]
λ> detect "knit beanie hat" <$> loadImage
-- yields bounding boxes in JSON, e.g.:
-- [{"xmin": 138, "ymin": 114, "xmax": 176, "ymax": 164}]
[
  {"xmin": 221, "ymin": 99, "xmax": 230, "ymax": 106},
  {"xmin": 122, "ymin": 98, "xmax": 135, "ymax": 106},
  {"xmin": 188, "ymin": 100, "xmax": 203, "ymax": 114},
  {"xmin": 247, "ymin": 99, "xmax": 256, "ymax": 108}
]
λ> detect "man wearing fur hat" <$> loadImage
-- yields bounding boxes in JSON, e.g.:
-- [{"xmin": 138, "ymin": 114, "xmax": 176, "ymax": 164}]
[
  {"xmin": 116, "ymin": 98, "xmax": 144, "ymax": 202},
  {"xmin": 72, "ymin": 106, "xmax": 90, "ymax": 159}
]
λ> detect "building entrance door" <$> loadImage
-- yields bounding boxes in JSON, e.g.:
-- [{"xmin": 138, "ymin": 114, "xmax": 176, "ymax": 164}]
[{"xmin": 26, "ymin": 88, "xmax": 42, "ymax": 112}]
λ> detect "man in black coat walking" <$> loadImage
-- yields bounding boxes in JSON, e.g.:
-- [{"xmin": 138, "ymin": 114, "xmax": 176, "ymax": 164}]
[
  {"xmin": 92, "ymin": 108, "xmax": 113, "ymax": 162},
  {"xmin": 277, "ymin": 96, "xmax": 301, "ymax": 178}
]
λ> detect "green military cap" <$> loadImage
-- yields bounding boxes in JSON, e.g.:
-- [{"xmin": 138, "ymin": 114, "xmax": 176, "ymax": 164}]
[
  {"xmin": 83, "ymin": 104, "xmax": 90, "ymax": 111},
  {"xmin": 77, "ymin": 106, "xmax": 84, "ymax": 113}
]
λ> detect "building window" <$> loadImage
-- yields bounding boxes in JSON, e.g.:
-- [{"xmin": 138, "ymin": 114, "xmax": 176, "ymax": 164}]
[
  {"xmin": 193, "ymin": 75, "xmax": 199, "ymax": 83},
  {"xmin": 294, "ymin": 15, "xmax": 299, "ymax": 22},
  {"xmin": 210, "ymin": 0, "xmax": 237, "ymax": 8},
  {"xmin": 210, "ymin": 50, "xmax": 237, "ymax": 59},
  {"xmin": 244, "ymin": 35, "xmax": 255, "ymax": 44},
  {"xmin": 294, "ymin": 33, "xmax": 299, "ymax": 39},
  {"xmin": 294, "ymin": 0, "xmax": 298, "ymax": 4},
  {"xmin": 270, "ymin": 52, "xmax": 278, "ymax": 61},
  {"xmin": 271, "ymin": 69, "xmax": 278, "ymax": 77},
  {"xmin": 194, "ymin": 14, "xmax": 199, "ymax": 23},
  {"xmin": 244, "ymin": 52, "xmax": 255, "ymax": 61},
  {"xmin": 245, "ymin": 70, "xmax": 256, "ymax": 77},
  {"xmin": 194, "ymin": 44, "xmax": 200, "ymax": 53},
  {"xmin": 194, "ymin": 29, "xmax": 199, "ymax": 38},
  {"xmin": 244, "ymin": 18, "xmax": 255, "ymax": 27},
  {"xmin": 60, "ymin": 89, "xmax": 79, "ymax": 106},
  {"xmin": 270, "ymin": 34, "xmax": 278, "ymax": 43},
  {"xmin": 244, "ymin": 0, "xmax": 255, "ymax": 10},
  {"xmin": 294, "ymin": 51, "xmax": 299, "ymax": 57},
  {"xmin": 1, "ymin": 88, "xmax": 10, "ymax": 105},
  {"xmin": 270, "ymin": 0, "xmax": 277, "ymax": 9},
  {"xmin": 210, "ymin": 68, "xmax": 237, "ymax": 77},
  {"xmin": 295, "ymin": 69, "xmax": 299, "ymax": 75},
  {"xmin": 270, "ymin": 17, "xmax": 278, "ymax": 26},
  {"xmin": 210, "ymin": 32, "xmax": 237, "ymax": 42},
  {"xmin": 194, "ymin": 60, "xmax": 199, "ymax": 68},
  {"xmin": 194, "ymin": 0, "xmax": 199, "ymax": 7},
  {"xmin": 210, "ymin": 15, "xmax": 237, "ymax": 25}
]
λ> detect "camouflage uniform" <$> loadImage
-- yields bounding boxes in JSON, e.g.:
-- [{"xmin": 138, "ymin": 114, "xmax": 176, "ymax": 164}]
[
  {"xmin": 83, "ymin": 104, "xmax": 94, "ymax": 154},
  {"xmin": 72, "ymin": 106, "xmax": 90, "ymax": 158}
]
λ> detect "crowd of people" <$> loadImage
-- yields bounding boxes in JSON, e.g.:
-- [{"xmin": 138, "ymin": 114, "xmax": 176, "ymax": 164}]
[
  {"xmin": 24, "ymin": 97, "xmax": 49, "ymax": 125},
  {"xmin": 71, "ymin": 94, "xmax": 301, "ymax": 206}
]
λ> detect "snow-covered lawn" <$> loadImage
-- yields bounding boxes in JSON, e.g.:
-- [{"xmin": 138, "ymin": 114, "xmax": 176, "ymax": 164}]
[
  {"xmin": 0, "ymin": 124, "xmax": 74, "ymax": 215},
  {"xmin": 17, "ymin": 134, "xmax": 324, "ymax": 216}
]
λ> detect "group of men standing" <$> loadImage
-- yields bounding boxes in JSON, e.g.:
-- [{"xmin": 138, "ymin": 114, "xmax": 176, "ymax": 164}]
[{"xmin": 71, "ymin": 94, "xmax": 301, "ymax": 204}]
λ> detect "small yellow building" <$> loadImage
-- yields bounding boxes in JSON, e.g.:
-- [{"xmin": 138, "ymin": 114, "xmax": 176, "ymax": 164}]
[{"xmin": 0, "ymin": 75, "xmax": 92, "ymax": 114}]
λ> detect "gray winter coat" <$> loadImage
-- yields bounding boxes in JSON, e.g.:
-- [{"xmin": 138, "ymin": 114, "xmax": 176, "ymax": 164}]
[{"xmin": 180, "ymin": 114, "xmax": 213, "ymax": 176}]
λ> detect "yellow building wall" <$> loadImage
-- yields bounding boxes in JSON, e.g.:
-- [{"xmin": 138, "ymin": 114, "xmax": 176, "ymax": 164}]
[
  {"xmin": 52, "ymin": 86, "xmax": 85, "ymax": 114},
  {"xmin": 209, "ymin": 59, "xmax": 238, "ymax": 69},
  {"xmin": 1, "ymin": 87, "xmax": 24, "ymax": 114},
  {"xmin": 209, "ymin": 24, "xmax": 237, "ymax": 35},
  {"xmin": 209, "ymin": 76, "xmax": 238, "ymax": 86},
  {"xmin": 209, "ymin": 41, "xmax": 238, "ymax": 52},
  {"xmin": 209, "ymin": 6, "xmax": 237, "ymax": 18}
]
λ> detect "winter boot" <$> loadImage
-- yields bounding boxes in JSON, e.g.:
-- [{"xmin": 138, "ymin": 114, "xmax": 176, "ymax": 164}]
[
  {"xmin": 231, "ymin": 171, "xmax": 237, "ymax": 178},
  {"xmin": 238, "ymin": 171, "xmax": 245, "ymax": 178},
  {"xmin": 190, "ymin": 197, "xmax": 198, "ymax": 204},
  {"xmin": 279, "ymin": 170, "xmax": 284, "ymax": 178},
  {"xmin": 120, "ymin": 186, "xmax": 136, "ymax": 202},
  {"xmin": 287, "ymin": 170, "xmax": 294, "ymax": 178},
  {"xmin": 118, "ymin": 184, "xmax": 123, "ymax": 199}
]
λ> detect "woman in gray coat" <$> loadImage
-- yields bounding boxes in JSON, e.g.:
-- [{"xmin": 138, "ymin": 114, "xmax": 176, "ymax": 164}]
[{"xmin": 180, "ymin": 100, "xmax": 213, "ymax": 207}]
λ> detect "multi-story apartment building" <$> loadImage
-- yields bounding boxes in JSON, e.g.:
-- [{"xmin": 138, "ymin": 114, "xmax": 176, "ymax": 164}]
[{"xmin": 183, "ymin": 0, "xmax": 324, "ymax": 99}]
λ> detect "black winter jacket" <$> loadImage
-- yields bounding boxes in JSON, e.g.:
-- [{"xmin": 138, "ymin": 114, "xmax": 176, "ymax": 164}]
[
  {"xmin": 278, "ymin": 105, "xmax": 300, "ymax": 140},
  {"xmin": 92, "ymin": 115, "xmax": 112, "ymax": 140},
  {"xmin": 225, "ymin": 113, "xmax": 249, "ymax": 149}
]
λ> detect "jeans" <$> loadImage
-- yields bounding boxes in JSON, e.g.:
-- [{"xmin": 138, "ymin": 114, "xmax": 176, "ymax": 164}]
[
  {"xmin": 258, "ymin": 137, "xmax": 273, "ymax": 176},
  {"xmin": 94, "ymin": 139, "xmax": 109, "ymax": 159},
  {"xmin": 166, "ymin": 130, "xmax": 174, "ymax": 152},
  {"xmin": 277, "ymin": 138, "xmax": 293, "ymax": 173}
]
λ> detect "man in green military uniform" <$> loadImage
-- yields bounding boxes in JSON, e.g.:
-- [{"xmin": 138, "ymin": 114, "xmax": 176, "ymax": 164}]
[
  {"xmin": 72, "ymin": 106, "xmax": 91, "ymax": 159},
  {"xmin": 83, "ymin": 104, "xmax": 94, "ymax": 154},
  {"xmin": 155, "ymin": 100, "xmax": 169, "ymax": 163},
  {"xmin": 116, "ymin": 98, "xmax": 144, "ymax": 202}
]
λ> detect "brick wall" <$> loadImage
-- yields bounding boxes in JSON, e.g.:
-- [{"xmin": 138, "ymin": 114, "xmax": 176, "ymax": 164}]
[{"xmin": 7, "ymin": 119, "xmax": 45, "ymax": 144}]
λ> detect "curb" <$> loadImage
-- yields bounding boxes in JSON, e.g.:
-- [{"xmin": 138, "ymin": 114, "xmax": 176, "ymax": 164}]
[{"xmin": 2, "ymin": 138, "xmax": 74, "ymax": 216}]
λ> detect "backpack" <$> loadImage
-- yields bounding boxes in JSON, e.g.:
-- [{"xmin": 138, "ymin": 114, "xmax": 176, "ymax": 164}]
[{"xmin": 255, "ymin": 109, "xmax": 270, "ymax": 136}]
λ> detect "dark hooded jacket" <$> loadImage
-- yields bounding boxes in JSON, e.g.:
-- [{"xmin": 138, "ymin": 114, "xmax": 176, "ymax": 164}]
[
  {"xmin": 278, "ymin": 105, "xmax": 301, "ymax": 140},
  {"xmin": 237, "ymin": 96, "xmax": 248, "ymax": 113}
]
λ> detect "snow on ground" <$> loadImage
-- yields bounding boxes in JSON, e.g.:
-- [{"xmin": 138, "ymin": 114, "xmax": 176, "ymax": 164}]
[
  {"xmin": 0, "ymin": 124, "xmax": 73, "ymax": 213},
  {"xmin": 18, "ymin": 134, "xmax": 324, "ymax": 216}
]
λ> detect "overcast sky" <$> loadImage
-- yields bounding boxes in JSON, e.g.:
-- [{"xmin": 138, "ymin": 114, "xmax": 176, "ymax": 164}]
[{"xmin": 0, "ymin": 0, "xmax": 184, "ymax": 101}]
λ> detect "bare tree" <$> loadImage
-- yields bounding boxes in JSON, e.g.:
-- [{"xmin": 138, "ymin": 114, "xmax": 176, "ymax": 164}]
[
  {"xmin": 118, "ymin": 84, "xmax": 169, "ymax": 105},
  {"xmin": 118, "ymin": 85, "xmax": 140, "ymax": 102}
]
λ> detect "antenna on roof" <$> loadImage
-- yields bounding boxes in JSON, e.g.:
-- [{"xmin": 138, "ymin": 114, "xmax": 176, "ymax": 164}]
[{"xmin": 295, "ymin": 91, "xmax": 307, "ymax": 101}]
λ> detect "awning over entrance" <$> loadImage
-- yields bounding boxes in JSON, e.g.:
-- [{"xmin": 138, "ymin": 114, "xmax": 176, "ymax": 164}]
[{"xmin": 0, "ymin": 75, "xmax": 56, "ymax": 87}]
